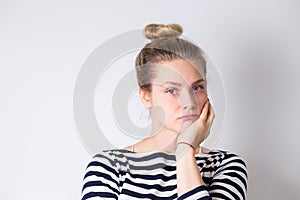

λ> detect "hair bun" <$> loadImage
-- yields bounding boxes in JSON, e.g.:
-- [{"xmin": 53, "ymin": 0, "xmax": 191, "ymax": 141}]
[{"xmin": 144, "ymin": 23, "xmax": 183, "ymax": 41}]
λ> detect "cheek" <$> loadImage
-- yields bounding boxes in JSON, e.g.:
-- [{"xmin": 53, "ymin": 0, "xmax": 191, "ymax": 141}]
[
  {"xmin": 165, "ymin": 99, "xmax": 180, "ymax": 115},
  {"xmin": 158, "ymin": 99, "xmax": 180, "ymax": 123},
  {"xmin": 152, "ymin": 99, "xmax": 178, "ymax": 120},
  {"xmin": 157, "ymin": 94, "xmax": 180, "ymax": 109}
]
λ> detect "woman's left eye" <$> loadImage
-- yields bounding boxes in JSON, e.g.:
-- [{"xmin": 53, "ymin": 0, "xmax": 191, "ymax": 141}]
[{"xmin": 192, "ymin": 85, "xmax": 204, "ymax": 92}]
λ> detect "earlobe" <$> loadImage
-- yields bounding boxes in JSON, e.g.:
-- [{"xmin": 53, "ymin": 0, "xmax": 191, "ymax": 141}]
[{"xmin": 139, "ymin": 87, "xmax": 152, "ymax": 109}]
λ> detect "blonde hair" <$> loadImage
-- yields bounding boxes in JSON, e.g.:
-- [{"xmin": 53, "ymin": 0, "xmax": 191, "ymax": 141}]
[{"xmin": 135, "ymin": 23, "xmax": 207, "ymax": 93}]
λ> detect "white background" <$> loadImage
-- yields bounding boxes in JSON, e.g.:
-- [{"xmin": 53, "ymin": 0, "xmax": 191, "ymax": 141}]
[{"xmin": 1, "ymin": 0, "xmax": 299, "ymax": 199}]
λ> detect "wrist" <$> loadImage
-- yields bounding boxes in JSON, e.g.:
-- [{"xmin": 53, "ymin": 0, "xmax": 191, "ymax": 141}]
[
  {"xmin": 176, "ymin": 142, "xmax": 195, "ymax": 159},
  {"xmin": 176, "ymin": 142, "xmax": 195, "ymax": 151}
]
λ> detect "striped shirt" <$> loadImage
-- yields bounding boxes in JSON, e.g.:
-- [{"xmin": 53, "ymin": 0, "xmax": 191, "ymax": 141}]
[{"xmin": 81, "ymin": 149, "xmax": 248, "ymax": 200}]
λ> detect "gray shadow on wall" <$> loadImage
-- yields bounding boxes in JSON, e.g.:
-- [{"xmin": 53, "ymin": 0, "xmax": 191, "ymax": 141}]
[{"xmin": 234, "ymin": 32, "xmax": 300, "ymax": 199}]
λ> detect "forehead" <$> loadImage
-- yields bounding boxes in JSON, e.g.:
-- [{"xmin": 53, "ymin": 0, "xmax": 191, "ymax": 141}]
[{"xmin": 152, "ymin": 59, "xmax": 205, "ymax": 85}]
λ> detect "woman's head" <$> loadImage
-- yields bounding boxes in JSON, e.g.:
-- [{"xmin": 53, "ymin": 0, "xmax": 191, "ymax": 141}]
[
  {"xmin": 135, "ymin": 23, "xmax": 207, "ymax": 93},
  {"xmin": 135, "ymin": 23, "xmax": 208, "ymax": 133}
]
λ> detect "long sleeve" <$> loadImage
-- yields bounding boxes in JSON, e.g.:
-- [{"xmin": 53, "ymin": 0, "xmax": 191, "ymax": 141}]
[
  {"xmin": 177, "ymin": 185, "xmax": 212, "ymax": 200},
  {"xmin": 208, "ymin": 152, "xmax": 248, "ymax": 200},
  {"xmin": 81, "ymin": 154, "xmax": 120, "ymax": 200}
]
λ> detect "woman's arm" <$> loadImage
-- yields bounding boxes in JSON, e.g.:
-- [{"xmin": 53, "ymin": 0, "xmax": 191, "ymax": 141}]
[
  {"xmin": 176, "ymin": 100, "xmax": 214, "ymax": 199},
  {"xmin": 176, "ymin": 145, "xmax": 211, "ymax": 200}
]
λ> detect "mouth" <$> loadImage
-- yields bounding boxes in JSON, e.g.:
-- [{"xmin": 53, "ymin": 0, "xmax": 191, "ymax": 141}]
[{"xmin": 178, "ymin": 114, "xmax": 199, "ymax": 121}]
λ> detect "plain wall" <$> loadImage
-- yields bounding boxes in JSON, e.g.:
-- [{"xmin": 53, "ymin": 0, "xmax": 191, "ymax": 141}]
[{"xmin": 1, "ymin": 0, "xmax": 299, "ymax": 199}]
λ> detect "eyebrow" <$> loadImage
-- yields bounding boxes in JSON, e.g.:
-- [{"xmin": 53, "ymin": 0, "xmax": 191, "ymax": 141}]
[{"xmin": 160, "ymin": 79, "xmax": 205, "ymax": 86}]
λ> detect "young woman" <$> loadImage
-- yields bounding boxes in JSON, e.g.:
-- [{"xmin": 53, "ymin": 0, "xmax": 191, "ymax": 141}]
[{"xmin": 81, "ymin": 23, "xmax": 248, "ymax": 200}]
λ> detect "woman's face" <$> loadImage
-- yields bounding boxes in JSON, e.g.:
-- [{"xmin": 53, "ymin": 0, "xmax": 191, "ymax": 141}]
[{"xmin": 149, "ymin": 58, "xmax": 208, "ymax": 134}]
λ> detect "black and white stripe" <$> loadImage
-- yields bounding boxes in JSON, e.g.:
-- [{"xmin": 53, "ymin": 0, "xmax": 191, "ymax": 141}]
[{"xmin": 81, "ymin": 149, "xmax": 248, "ymax": 200}]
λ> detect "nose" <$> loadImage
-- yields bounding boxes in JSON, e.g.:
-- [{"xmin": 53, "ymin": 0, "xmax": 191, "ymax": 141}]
[{"xmin": 179, "ymin": 89, "xmax": 197, "ymax": 111}]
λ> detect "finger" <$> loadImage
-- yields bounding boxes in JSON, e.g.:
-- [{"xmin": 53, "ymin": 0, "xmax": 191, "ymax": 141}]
[
  {"xmin": 207, "ymin": 103, "xmax": 215, "ymax": 123},
  {"xmin": 199, "ymin": 100, "xmax": 210, "ymax": 122}
]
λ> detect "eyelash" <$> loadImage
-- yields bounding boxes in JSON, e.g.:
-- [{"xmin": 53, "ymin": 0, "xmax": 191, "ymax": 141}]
[
  {"xmin": 166, "ymin": 85, "xmax": 205, "ymax": 95},
  {"xmin": 166, "ymin": 88, "xmax": 177, "ymax": 95}
]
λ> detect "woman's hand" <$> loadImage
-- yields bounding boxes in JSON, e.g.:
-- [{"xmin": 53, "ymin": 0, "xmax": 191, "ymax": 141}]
[{"xmin": 176, "ymin": 99, "xmax": 215, "ymax": 152}]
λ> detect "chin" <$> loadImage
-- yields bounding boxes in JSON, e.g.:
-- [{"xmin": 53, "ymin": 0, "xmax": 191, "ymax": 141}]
[{"xmin": 178, "ymin": 120, "xmax": 195, "ymax": 130}]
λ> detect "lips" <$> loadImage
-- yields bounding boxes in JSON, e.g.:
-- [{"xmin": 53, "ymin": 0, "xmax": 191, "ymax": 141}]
[{"xmin": 178, "ymin": 114, "xmax": 199, "ymax": 120}]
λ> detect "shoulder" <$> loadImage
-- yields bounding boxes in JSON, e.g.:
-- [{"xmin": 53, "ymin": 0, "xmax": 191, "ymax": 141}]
[
  {"xmin": 215, "ymin": 149, "xmax": 247, "ymax": 173},
  {"xmin": 197, "ymin": 149, "xmax": 248, "ymax": 182},
  {"xmin": 203, "ymin": 149, "xmax": 247, "ymax": 174},
  {"xmin": 85, "ymin": 149, "xmax": 134, "ymax": 174},
  {"xmin": 84, "ymin": 149, "xmax": 124, "ymax": 174},
  {"xmin": 92, "ymin": 149, "xmax": 125, "ymax": 162},
  {"xmin": 202, "ymin": 148, "xmax": 247, "ymax": 166}
]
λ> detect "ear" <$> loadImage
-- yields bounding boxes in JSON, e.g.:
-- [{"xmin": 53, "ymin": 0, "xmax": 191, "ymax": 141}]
[{"xmin": 139, "ymin": 87, "xmax": 152, "ymax": 109}]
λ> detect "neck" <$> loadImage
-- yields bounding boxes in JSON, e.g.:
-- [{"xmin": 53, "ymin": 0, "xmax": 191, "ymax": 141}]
[{"xmin": 145, "ymin": 126, "xmax": 179, "ymax": 153}]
